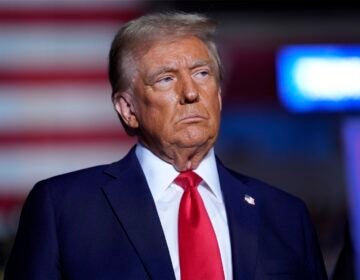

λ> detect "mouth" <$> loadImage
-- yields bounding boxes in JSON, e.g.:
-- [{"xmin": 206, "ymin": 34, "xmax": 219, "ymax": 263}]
[{"xmin": 177, "ymin": 114, "xmax": 206, "ymax": 124}]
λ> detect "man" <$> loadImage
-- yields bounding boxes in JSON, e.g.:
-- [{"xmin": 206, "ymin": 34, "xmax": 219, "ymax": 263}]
[{"xmin": 5, "ymin": 12, "xmax": 327, "ymax": 279}]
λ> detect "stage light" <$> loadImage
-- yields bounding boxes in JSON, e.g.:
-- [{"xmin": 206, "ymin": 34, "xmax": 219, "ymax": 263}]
[{"xmin": 277, "ymin": 45, "xmax": 360, "ymax": 112}]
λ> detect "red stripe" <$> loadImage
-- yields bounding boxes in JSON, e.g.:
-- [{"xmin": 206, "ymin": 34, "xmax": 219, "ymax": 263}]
[
  {"xmin": 0, "ymin": 131, "xmax": 135, "ymax": 145},
  {"xmin": 0, "ymin": 8, "xmax": 143, "ymax": 23},
  {"xmin": 0, "ymin": 70, "xmax": 108, "ymax": 83},
  {"xmin": 0, "ymin": 195, "xmax": 25, "ymax": 211}
]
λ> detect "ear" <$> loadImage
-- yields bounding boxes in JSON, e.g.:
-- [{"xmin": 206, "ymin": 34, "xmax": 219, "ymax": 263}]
[
  {"xmin": 217, "ymin": 88, "xmax": 222, "ymax": 111},
  {"xmin": 114, "ymin": 92, "xmax": 139, "ymax": 129}
]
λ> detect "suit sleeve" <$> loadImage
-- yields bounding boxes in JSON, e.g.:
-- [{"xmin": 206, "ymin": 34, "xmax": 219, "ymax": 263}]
[
  {"xmin": 301, "ymin": 202, "xmax": 328, "ymax": 280},
  {"xmin": 4, "ymin": 181, "xmax": 62, "ymax": 280}
]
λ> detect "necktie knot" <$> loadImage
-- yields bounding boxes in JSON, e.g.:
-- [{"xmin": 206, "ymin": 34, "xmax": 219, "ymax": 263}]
[{"xmin": 174, "ymin": 171, "xmax": 202, "ymax": 190}]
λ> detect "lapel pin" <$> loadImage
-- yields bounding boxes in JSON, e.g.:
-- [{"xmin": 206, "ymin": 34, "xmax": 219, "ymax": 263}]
[{"xmin": 244, "ymin": 194, "xmax": 255, "ymax": 206}]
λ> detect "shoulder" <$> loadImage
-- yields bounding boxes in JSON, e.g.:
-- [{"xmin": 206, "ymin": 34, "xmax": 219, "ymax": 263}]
[
  {"xmin": 26, "ymin": 164, "xmax": 112, "ymax": 211},
  {"xmin": 31, "ymin": 146, "xmax": 138, "ymax": 197},
  {"xmin": 37, "ymin": 163, "xmax": 110, "ymax": 188},
  {"xmin": 234, "ymin": 168, "xmax": 303, "ymax": 201},
  {"xmin": 223, "ymin": 165, "xmax": 308, "ymax": 215}
]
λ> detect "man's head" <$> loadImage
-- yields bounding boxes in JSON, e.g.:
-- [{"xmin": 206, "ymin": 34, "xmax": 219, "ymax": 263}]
[{"xmin": 109, "ymin": 12, "xmax": 223, "ymax": 171}]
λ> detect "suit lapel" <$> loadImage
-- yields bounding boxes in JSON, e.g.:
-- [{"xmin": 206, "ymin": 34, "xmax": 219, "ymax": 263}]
[
  {"xmin": 217, "ymin": 161, "xmax": 259, "ymax": 280},
  {"xmin": 102, "ymin": 148, "xmax": 175, "ymax": 280}
]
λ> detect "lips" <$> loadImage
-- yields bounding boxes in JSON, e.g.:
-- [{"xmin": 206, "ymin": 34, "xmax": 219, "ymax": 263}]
[{"xmin": 177, "ymin": 114, "xmax": 207, "ymax": 123}]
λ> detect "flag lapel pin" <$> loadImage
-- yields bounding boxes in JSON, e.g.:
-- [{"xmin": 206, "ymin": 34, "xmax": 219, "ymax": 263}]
[{"xmin": 244, "ymin": 194, "xmax": 255, "ymax": 206}]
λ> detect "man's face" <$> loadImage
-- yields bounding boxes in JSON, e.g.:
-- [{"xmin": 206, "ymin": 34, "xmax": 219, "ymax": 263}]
[{"xmin": 122, "ymin": 36, "xmax": 222, "ymax": 161}]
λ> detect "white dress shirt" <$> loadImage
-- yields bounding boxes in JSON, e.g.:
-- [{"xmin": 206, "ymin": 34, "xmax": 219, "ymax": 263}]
[{"xmin": 135, "ymin": 144, "xmax": 232, "ymax": 280}]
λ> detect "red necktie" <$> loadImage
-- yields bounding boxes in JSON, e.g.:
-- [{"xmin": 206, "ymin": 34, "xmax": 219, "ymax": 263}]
[{"xmin": 175, "ymin": 171, "xmax": 225, "ymax": 280}]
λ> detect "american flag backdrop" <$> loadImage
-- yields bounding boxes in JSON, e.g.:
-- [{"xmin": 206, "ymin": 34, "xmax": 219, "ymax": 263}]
[{"xmin": 0, "ymin": 1, "xmax": 144, "ymax": 239}]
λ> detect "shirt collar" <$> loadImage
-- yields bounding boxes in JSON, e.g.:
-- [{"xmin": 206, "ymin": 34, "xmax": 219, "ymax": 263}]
[
  {"xmin": 136, "ymin": 144, "xmax": 178, "ymax": 202},
  {"xmin": 194, "ymin": 148, "xmax": 222, "ymax": 200},
  {"xmin": 135, "ymin": 144, "xmax": 222, "ymax": 202}
]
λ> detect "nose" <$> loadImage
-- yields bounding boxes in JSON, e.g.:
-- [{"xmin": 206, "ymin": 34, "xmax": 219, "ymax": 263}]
[{"xmin": 179, "ymin": 74, "xmax": 199, "ymax": 104}]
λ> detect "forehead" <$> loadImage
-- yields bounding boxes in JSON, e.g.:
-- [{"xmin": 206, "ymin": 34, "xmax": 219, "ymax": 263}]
[{"xmin": 138, "ymin": 36, "xmax": 212, "ymax": 71}]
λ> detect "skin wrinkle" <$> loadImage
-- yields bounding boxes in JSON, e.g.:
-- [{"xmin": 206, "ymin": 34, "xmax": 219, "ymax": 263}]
[{"xmin": 115, "ymin": 36, "xmax": 222, "ymax": 171}]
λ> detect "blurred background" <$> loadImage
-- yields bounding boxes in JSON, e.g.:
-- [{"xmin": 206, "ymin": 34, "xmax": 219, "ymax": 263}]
[{"xmin": 1, "ymin": 0, "xmax": 360, "ymax": 278}]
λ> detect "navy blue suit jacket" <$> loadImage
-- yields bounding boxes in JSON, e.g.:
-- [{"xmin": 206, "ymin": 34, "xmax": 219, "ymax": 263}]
[{"xmin": 5, "ymin": 147, "xmax": 327, "ymax": 279}]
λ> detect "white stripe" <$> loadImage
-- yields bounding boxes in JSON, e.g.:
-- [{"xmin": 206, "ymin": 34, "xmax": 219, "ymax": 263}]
[
  {"xmin": 0, "ymin": 143, "xmax": 134, "ymax": 194},
  {"xmin": 0, "ymin": 83, "xmax": 121, "ymax": 132},
  {"xmin": 0, "ymin": 23, "xmax": 120, "ymax": 70}
]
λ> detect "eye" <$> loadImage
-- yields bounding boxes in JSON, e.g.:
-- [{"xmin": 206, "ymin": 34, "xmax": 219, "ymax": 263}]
[
  {"xmin": 157, "ymin": 76, "xmax": 174, "ymax": 84},
  {"xmin": 194, "ymin": 70, "xmax": 209, "ymax": 79}
]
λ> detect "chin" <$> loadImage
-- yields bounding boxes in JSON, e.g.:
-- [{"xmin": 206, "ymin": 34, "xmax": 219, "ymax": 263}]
[
  {"xmin": 176, "ymin": 135, "xmax": 215, "ymax": 150},
  {"xmin": 170, "ymin": 126, "xmax": 217, "ymax": 149}
]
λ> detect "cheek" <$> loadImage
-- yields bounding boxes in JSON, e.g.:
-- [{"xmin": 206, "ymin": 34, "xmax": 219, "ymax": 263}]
[
  {"xmin": 205, "ymin": 94, "xmax": 222, "ymax": 131},
  {"xmin": 203, "ymin": 88, "xmax": 222, "ymax": 113},
  {"xmin": 141, "ymin": 85, "xmax": 178, "ymax": 107},
  {"xmin": 139, "ymin": 99, "xmax": 174, "ymax": 131},
  {"xmin": 146, "ymin": 92, "xmax": 178, "ymax": 118}
]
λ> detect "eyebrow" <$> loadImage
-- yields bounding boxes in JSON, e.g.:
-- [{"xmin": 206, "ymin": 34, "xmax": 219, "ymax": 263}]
[
  {"xmin": 145, "ymin": 59, "xmax": 212, "ymax": 84},
  {"xmin": 189, "ymin": 60, "xmax": 212, "ymax": 70},
  {"xmin": 146, "ymin": 66, "xmax": 176, "ymax": 84}
]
